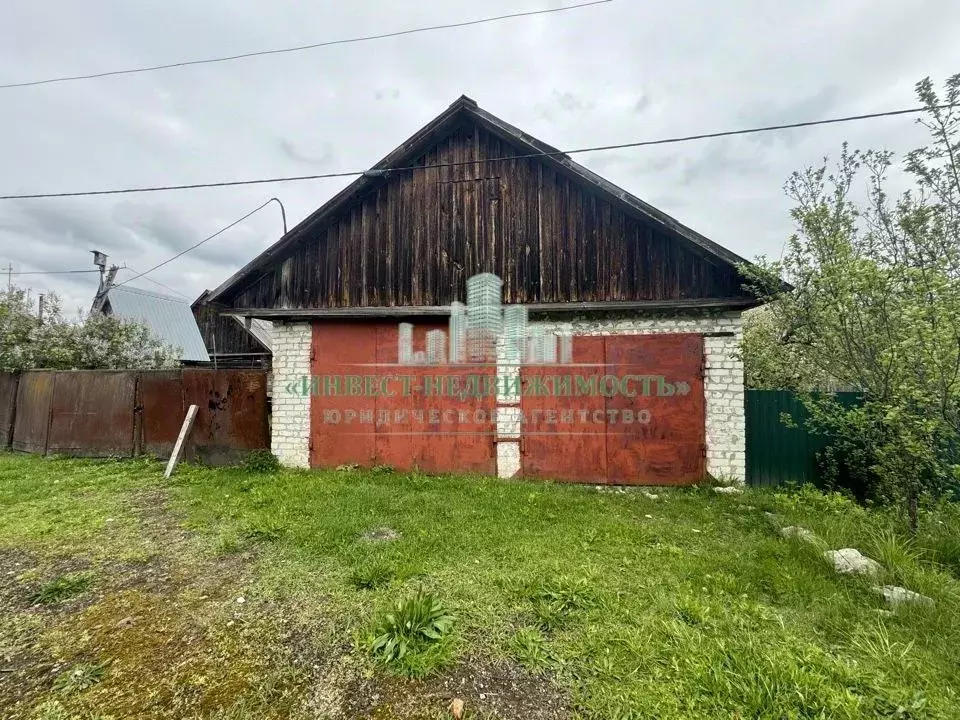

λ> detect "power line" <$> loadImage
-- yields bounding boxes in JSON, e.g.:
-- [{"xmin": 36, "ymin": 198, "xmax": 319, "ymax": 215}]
[
  {"xmin": 112, "ymin": 199, "xmax": 279, "ymax": 289},
  {"xmin": 8, "ymin": 268, "xmax": 100, "ymax": 275},
  {"xmin": 0, "ymin": 1, "xmax": 612, "ymax": 90},
  {"xmin": 119, "ymin": 267, "xmax": 190, "ymax": 299},
  {"xmin": 0, "ymin": 103, "xmax": 952, "ymax": 202}
]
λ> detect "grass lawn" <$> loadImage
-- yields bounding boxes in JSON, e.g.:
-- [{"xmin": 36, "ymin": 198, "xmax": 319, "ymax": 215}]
[{"xmin": 1, "ymin": 452, "xmax": 959, "ymax": 719}]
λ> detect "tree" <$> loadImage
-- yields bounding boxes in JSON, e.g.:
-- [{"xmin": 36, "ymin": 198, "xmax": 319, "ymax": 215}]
[
  {"xmin": 744, "ymin": 74, "xmax": 960, "ymax": 527},
  {"xmin": 0, "ymin": 286, "xmax": 181, "ymax": 372},
  {"xmin": 741, "ymin": 305, "xmax": 841, "ymax": 390}
]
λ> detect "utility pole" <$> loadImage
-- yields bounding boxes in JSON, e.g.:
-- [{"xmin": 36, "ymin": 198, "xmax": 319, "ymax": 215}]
[
  {"xmin": 90, "ymin": 250, "xmax": 118, "ymax": 314},
  {"xmin": 5, "ymin": 262, "xmax": 11, "ymax": 290},
  {"xmin": 38, "ymin": 294, "xmax": 44, "ymax": 324}
]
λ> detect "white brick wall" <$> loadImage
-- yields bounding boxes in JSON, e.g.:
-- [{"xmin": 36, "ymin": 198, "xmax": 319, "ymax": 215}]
[
  {"xmin": 518, "ymin": 311, "xmax": 745, "ymax": 483},
  {"xmin": 270, "ymin": 322, "xmax": 311, "ymax": 468}
]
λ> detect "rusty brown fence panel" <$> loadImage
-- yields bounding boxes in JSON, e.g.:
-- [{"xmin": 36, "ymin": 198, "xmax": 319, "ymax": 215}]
[
  {"xmin": 0, "ymin": 373, "xmax": 19, "ymax": 449},
  {"xmin": 47, "ymin": 372, "xmax": 137, "ymax": 457},
  {"xmin": 7, "ymin": 369, "xmax": 268, "ymax": 463},
  {"xmin": 138, "ymin": 371, "xmax": 185, "ymax": 459},
  {"xmin": 182, "ymin": 369, "xmax": 269, "ymax": 465},
  {"xmin": 12, "ymin": 372, "xmax": 56, "ymax": 454}
]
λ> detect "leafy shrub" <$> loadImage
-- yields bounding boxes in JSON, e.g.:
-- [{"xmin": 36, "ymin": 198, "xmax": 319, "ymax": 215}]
[
  {"xmin": 1, "ymin": 286, "xmax": 180, "ymax": 372},
  {"xmin": 242, "ymin": 450, "xmax": 281, "ymax": 474},
  {"xmin": 370, "ymin": 590, "xmax": 455, "ymax": 665},
  {"xmin": 31, "ymin": 573, "xmax": 93, "ymax": 605}
]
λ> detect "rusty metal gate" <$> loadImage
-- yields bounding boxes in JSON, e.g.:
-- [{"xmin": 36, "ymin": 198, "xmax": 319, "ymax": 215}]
[
  {"xmin": 47, "ymin": 372, "xmax": 137, "ymax": 457},
  {"xmin": 11, "ymin": 372, "xmax": 56, "ymax": 454},
  {"xmin": 310, "ymin": 322, "xmax": 496, "ymax": 474},
  {"xmin": 138, "ymin": 371, "xmax": 186, "ymax": 459},
  {"xmin": 182, "ymin": 369, "xmax": 269, "ymax": 464},
  {"xmin": 520, "ymin": 334, "xmax": 705, "ymax": 485},
  {"xmin": 6, "ymin": 370, "xmax": 267, "ymax": 462},
  {"xmin": 0, "ymin": 373, "xmax": 18, "ymax": 449}
]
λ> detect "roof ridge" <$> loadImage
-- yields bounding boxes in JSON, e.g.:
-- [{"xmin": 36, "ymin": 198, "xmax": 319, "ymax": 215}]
[{"xmin": 110, "ymin": 284, "xmax": 186, "ymax": 303}]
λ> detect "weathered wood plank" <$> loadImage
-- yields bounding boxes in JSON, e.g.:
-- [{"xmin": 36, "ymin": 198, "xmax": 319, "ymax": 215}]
[{"xmin": 228, "ymin": 116, "xmax": 751, "ymax": 310}]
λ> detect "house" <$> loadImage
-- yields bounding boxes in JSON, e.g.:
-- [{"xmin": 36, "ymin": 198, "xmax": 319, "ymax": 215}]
[
  {"xmin": 205, "ymin": 96, "xmax": 759, "ymax": 485},
  {"xmin": 99, "ymin": 285, "xmax": 210, "ymax": 363}
]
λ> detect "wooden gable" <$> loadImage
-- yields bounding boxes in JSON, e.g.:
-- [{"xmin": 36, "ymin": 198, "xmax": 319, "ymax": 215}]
[{"xmin": 216, "ymin": 98, "xmax": 755, "ymax": 313}]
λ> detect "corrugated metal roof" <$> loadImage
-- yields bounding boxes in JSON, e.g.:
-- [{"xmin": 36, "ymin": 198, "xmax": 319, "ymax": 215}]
[
  {"xmin": 230, "ymin": 315, "xmax": 273, "ymax": 352},
  {"xmin": 105, "ymin": 285, "xmax": 210, "ymax": 362}
]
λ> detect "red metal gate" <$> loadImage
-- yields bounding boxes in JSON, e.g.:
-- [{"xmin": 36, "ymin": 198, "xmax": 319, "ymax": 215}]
[
  {"xmin": 310, "ymin": 322, "xmax": 496, "ymax": 474},
  {"xmin": 520, "ymin": 334, "xmax": 705, "ymax": 486}
]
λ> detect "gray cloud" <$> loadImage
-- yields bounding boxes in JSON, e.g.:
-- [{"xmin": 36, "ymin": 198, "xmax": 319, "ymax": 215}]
[
  {"xmin": 278, "ymin": 139, "xmax": 336, "ymax": 167},
  {"xmin": 633, "ymin": 94, "xmax": 652, "ymax": 114},
  {"xmin": 679, "ymin": 138, "xmax": 766, "ymax": 187}
]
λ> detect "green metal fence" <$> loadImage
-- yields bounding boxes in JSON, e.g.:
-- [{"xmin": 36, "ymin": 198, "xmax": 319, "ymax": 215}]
[{"xmin": 745, "ymin": 390, "xmax": 862, "ymax": 487}]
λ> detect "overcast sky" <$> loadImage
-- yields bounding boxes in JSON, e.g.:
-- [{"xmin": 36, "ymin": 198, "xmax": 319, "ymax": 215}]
[{"xmin": 1, "ymin": 0, "xmax": 958, "ymax": 314}]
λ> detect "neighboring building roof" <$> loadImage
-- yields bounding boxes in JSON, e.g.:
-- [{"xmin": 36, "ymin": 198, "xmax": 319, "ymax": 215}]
[
  {"xmin": 103, "ymin": 285, "xmax": 210, "ymax": 362},
  {"xmin": 191, "ymin": 289, "xmax": 273, "ymax": 355},
  {"xmin": 206, "ymin": 95, "xmax": 758, "ymax": 309}
]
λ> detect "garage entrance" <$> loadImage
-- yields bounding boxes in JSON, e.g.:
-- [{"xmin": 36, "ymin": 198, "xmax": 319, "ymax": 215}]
[
  {"xmin": 309, "ymin": 322, "xmax": 496, "ymax": 474},
  {"xmin": 519, "ymin": 334, "xmax": 705, "ymax": 485}
]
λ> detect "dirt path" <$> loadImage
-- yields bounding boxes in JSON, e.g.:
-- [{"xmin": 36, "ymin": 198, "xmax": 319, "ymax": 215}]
[{"xmin": 1, "ymin": 486, "xmax": 570, "ymax": 720}]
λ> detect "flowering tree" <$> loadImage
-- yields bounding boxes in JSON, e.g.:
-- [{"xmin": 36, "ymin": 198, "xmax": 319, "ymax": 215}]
[{"xmin": 0, "ymin": 286, "xmax": 180, "ymax": 372}]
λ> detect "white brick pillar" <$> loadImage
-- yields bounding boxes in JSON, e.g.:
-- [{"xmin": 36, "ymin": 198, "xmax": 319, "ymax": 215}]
[
  {"xmin": 704, "ymin": 325, "xmax": 746, "ymax": 484},
  {"xmin": 270, "ymin": 321, "xmax": 312, "ymax": 468}
]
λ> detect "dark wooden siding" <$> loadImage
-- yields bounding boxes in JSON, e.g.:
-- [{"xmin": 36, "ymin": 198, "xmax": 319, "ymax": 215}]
[
  {"xmin": 193, "ymin": 302, "xmax": 267, "ymax": 355},
  {"xmin": 228, "ymin": 120, "xmax": 748, "ymax": 309}
]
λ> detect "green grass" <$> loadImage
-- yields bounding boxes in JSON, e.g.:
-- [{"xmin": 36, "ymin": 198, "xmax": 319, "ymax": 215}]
[
  {"xmin": 30, "ymin": 573, "xmax": 94, "ymax": 605},
  {"xmin": 2, "ymin": 452, "xmax": 960, "ymax": 719}
]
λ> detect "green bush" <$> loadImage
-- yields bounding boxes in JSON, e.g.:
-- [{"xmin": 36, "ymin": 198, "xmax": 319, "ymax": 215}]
[
  {"xmin": 242, "ymin": 450, "xmax": 281, "ymax": 474},
  {"xmin": 370, "ymin": 590, "xmax": 455, "ymax": 667}
]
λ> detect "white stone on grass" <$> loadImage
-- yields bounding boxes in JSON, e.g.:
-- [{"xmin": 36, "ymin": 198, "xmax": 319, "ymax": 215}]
[
  {"xmin": 780, "ymin": 526, "xmax": 818, "ymax": 544},
  {"xmin": 713, "ymin": 486, "xmax": 743, "ymax": 495},
  {"xmin": 875, "ymin": 585, "xmax": 935, "ymax": 609},
  {"xmin": 824, "ymin": 548, "xmax": 881, "ymax": 577}
]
